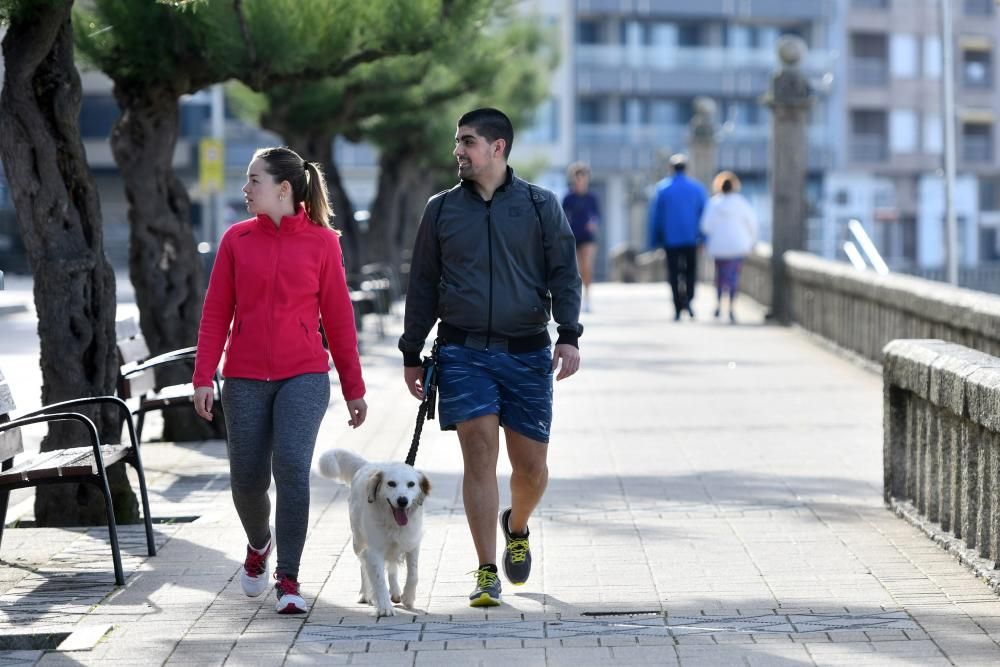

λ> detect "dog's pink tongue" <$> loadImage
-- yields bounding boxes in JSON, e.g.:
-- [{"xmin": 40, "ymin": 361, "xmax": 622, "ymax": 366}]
[{"xmin": 392, "ymin": 507, "xmax": 408, "ymax": 526}]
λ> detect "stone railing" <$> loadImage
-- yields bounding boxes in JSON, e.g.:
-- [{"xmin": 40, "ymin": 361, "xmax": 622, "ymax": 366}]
[
  {"xmin": 785, "ymin": 251, "xmax": 1000, "ymax": 363},
  {"xmin": 615, "ymin": 243, "xmax": 1000, "ymax": 364},
  {"xmin": 883, "ymin": 339, "xmax": 1000, "ymax": 587}
]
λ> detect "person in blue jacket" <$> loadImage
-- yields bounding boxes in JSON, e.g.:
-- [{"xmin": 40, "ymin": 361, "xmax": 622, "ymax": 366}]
[{"xmin": 647, "ymin": 153, "xmax": 707, "ymax": 320}]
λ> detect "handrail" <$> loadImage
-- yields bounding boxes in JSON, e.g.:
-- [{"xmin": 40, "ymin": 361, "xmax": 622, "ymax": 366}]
[
  {"xmin": 847, "ymin": 219, "xmax": 890, "ymax": 275},
  {"xmin": 842, "ymin": 241, "xmax": 868, "ymax": 271}
]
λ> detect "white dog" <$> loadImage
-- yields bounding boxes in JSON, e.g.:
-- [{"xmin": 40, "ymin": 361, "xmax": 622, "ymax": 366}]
[{"xmin": 317, "ymin": 449, "xmax": 430, "ymax": 617}]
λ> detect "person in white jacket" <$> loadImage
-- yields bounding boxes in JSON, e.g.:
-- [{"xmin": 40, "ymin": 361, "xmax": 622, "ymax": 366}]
[{"xmin": 700, "ymin": 171, "xmax": 758, "ymax": 323}]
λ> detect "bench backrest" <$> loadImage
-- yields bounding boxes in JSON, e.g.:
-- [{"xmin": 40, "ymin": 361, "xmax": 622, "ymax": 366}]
[
  {"xmin": 115, "ymin": 317, "xmax": 156, "ymax": 399},
  {"xmin": 0, "ymin": 366, "xmax": 24, "ymax": 464}
]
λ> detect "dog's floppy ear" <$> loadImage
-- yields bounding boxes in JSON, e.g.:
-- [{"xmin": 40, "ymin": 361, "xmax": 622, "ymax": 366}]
[
  {"xmin": 366, "ymin": 470, "xmax": 383, "ymax": 504},
  {"xmin": 415, "ymin": 473, "xmax": 431, "ymax": 506}
]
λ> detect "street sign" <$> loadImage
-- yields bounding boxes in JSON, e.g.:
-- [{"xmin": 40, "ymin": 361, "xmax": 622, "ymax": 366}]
[{"xmin": 199, "ymin": 138, "xmax": 224, "ymax": 193}]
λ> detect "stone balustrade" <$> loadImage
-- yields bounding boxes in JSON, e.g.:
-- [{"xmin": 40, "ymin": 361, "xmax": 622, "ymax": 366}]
[
  {"xmin": 785, "ymin": 251, "xmax": 1000, "ymax": 363},
  {"xmin": 618, "ymin": 243, "xmax": 1000, "ymax": 365},
  {"xmin": 883, "ymin": 339, "xmax": 1000, "ymax": 568}
]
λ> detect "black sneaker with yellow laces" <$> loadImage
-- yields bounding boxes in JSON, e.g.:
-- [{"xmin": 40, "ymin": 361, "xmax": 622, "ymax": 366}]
[
  {"xmin": 499, "ymin": 507, "xmax": 531, "ymax": 585},
  {"xmin": 469, "ymin": 564, "xmax": 502, "ymax": 607}
]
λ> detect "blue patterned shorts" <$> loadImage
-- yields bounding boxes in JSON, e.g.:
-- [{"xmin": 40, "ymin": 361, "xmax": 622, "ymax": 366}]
[{"xmin": 436, "ymin": 343, "xmax": 553, "ymax": 444}]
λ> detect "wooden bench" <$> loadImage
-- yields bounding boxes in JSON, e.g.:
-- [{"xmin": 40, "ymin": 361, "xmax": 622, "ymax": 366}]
[
  {"xmin": 0, "ymin": 367, "xmax": 156, "ymax": 586},
  {"xmin": 116, "ymin": 317, "xmax": 224, "ymax": 443}
]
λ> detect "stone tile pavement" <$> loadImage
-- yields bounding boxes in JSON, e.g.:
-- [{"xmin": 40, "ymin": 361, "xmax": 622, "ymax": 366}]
[{"xmin": 2, "ymin": 281, "xmax": 1000, "ymax": 665}]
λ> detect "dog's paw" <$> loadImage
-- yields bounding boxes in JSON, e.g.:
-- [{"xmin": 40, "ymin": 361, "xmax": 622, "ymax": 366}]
[
  {"xmin": 401, "ymin": 592, "xmax": 416, "ymax": 609},
  {"xmin": 358, "ymin": 593, "xmax": 370, "ymax": 605},
  {"xmin": 374, "ymin": 604, "xmax": 396, "ymax": 618},
  {"xmin": 390, "ymin": 593, "xmax": 401, "ymax": 604}
]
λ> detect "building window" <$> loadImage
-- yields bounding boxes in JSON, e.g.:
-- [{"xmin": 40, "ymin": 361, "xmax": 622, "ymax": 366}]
[
  {"xmin": 981, "ymin": 176, "xmax": 1000, "ymax": 211},
  {"xmin": 724, "ymin": 100, "xmax": 761, "ymax": 126},
  {"xmin": 923, "ymin": 113, "xmax": 943, "ymax": 154},
  {"xmin": 889, "ymin": 109, "xmax": 919, "ymax": 154},
  {"xmin": 851, "ymin": 110, "xmax": 888, "ymax": 162},
  {"xmin": 923, "ymin": 36, "xmax": 942, "ymax": 78},
  {"xmin": 577, "ymin": 99, "xmax": 603, "ymax": 125},
  {"xmin": 964, "ymin": 0, "xmax": 995, "ymax": 16},
  {"xmin": 577, "ymin": 20, "xmax": 601, "ymax": 45},
  {"xmin": 851, "ymin": 33, "xmax": 889, "ymax": 86},
  {"xmin": 963, "ymin": 49, "xmax": 993, "ymax": 88},
  {"xmin": 677, "ymin": 24, "xmax": 704, "ymax": 47},
  {"xmin": 962, "ymin": 122, "xmax": 994, "ymax": 162},
  {"xmin": 521, "ymin": 98, "xmax": 560, "ymax": 144},
  {"xmin": 852, "ymin": 0, "xmax": 889, "ymax": 8},
  {"xmin": 890, "ymin": 34, "xmax": 918, "ymax": 79},
  {"xmin": 650, "ymin": 100, "xmax": 680, "ymax": 125}
]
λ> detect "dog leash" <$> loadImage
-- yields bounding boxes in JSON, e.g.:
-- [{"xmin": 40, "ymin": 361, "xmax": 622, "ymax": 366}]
[{"xmin": 404, "ymin": 338, "xmax": 439, "ymax": 466}]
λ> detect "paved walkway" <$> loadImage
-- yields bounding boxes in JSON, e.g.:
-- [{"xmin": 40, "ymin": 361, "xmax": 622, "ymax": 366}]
[{"xmin": 2, "ymin": 281, "xmax": 1000, "ymax": 665}]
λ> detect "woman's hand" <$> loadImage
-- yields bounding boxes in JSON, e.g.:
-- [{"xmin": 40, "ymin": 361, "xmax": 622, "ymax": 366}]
[
  {"xmin": 193, "ymin": 386, "xmax": 215, "ymax": 421},
  {"xmin": 346, "ymin": 398, "xmax": 368, "ymax": 428}
]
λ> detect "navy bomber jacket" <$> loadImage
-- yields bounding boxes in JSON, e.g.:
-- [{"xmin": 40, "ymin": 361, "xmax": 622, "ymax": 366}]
[{"xmin": 399, "ymin": 167, "xmax": 583, "ymax": 367}]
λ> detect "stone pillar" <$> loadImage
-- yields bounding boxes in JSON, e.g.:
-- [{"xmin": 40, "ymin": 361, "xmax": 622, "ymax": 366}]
[
  {"xmin": 688, "ymin": 96, "xmax": 718, "ymax": 191},
  {"xmin": 763, "ymin": 36, "xmax": 813, "ymax": 325}
]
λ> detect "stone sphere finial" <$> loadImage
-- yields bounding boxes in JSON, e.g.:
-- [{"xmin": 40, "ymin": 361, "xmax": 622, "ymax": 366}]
[
  {"xmin": 777, "ymin": 35, "xmax": 807, "ymax": 67},
  {"xmin": 693, "ymin": 96, "xmax": 717, "ymax": 118}
]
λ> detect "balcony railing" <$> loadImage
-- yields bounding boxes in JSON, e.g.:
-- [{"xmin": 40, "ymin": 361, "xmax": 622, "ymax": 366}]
[
  {"xmin": 575, "ymin": 123, "xmax": 829, "ymax": 147},
  {"xmin": 963, "ymin": 137, "xmax": 994, "ymax": 162},
  {"xmin": 964, "ymin": 0, "xmax": 995, "ymax": 16},
  {"xmin": 850, "ymin": 134, "xmax": 888, "ymax": 162},
  {"xmin": 850, "ymin": 59, "xmax": 888, "ymax": 86},
  {"xmin": 575, "ymin": 45, "xmax": 833, "ymax": 72}
]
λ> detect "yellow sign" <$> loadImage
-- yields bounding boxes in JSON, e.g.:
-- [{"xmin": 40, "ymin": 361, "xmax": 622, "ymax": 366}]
[{"xmin": 199, "ymin": 139, "xmax": 224, "ymax": 193}]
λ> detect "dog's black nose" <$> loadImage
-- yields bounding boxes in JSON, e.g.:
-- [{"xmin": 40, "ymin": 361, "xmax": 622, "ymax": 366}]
[{"xmin": 396, "ymin": 497, "xmax": 409, "ymax": 507}]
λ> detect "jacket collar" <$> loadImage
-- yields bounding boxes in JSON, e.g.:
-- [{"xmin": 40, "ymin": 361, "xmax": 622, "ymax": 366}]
[
  {"xmin": 255, "ymin": 205, "xmax": 312, "ymax": 234},
  {"xmin": 460, "ymin": 165, "xmax": 515, "ymax": 197}
]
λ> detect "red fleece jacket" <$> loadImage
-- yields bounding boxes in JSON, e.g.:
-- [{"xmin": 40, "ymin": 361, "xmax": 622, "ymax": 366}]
[{"xmin": 193, "ymin": 208, "xmax": 365, "ymax": 401}]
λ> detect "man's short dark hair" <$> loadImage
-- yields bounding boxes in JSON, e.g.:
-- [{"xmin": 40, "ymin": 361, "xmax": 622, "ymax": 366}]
[{"xmin": 457, "ymin": 108, "xmax": 514, "ymax": 159}]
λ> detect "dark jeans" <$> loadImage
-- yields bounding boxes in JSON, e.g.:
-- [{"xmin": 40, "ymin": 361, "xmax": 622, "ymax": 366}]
[{"xmin": 665, "ymin": 245, "xmax": 698, "ymax": 316}]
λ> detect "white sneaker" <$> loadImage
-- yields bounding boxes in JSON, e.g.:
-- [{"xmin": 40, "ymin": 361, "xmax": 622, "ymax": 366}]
[
  {"xmin": 275, "ymin": 573, "xmax": 308, "ymax": 614},
  {"xmin": 239, "ymin": 538, "xmax": 272, "ymax": 597}
]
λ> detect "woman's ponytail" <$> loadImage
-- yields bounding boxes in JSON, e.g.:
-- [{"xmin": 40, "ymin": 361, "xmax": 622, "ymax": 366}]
[{"xmin": 304, "ymin": 161, "xmax": 334, "ymax": 230}]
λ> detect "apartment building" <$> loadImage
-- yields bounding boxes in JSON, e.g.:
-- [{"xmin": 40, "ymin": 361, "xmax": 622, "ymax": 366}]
[
  {"xmin": 517, "ymin": 0, "xmax": 839, "ymax": 279},
  {"xmin": 831, "ymin": 0, "xmax": 1000, "ymax": 269}
]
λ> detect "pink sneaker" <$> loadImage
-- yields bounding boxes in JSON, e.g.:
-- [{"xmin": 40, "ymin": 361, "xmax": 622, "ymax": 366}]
[
  {"xmin": 274, "ymin": 573, "xmax": 307, "ymax": 614},
  {"xmin": 240, "ymin": 538, "xmax": 271, "ymax": 597}
]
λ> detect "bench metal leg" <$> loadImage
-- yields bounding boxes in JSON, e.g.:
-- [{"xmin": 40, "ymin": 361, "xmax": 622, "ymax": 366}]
[
  {"xmin": 0, "ymin": 488, "xmax": 8, "ymax": 551},
  {"xmin": 121, "ymin": 413, "xmax": 156, "ymax": 558},
  {"xmin": 92, "ymin": 475, "xmax": 125, "ymax": 586},
  {"xmin": 134, "ymin": 409, "xmax": 147, "ymax": 444},
  {"xmin": 129, "ymin": 451, "xmax": 156, "ymax": 557}
]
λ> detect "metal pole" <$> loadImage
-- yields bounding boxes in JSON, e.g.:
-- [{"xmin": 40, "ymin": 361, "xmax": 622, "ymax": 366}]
[
  {"xmin": 941, "ymin": 0, "xmax": 959, "ymax": 286},
  {"xmin": 210, "ymin": 84, "xmax": 226, "ymax": 247}
]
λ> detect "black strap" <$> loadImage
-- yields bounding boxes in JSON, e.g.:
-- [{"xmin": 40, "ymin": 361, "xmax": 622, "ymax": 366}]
[{"xmin": 404, "ymin": 338, "xmax": 440, "ymax": 467}]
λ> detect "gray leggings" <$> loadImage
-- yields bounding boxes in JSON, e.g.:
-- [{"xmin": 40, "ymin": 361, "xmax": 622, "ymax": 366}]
[{"xmin": 221, "ymin": 373, "xmax": 330, "ymax": 579}]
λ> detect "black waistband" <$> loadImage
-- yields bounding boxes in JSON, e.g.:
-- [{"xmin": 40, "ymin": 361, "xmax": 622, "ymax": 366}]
[{"xmin": 437, "ymin": 322, "xmax": 550, "ymax": 353}]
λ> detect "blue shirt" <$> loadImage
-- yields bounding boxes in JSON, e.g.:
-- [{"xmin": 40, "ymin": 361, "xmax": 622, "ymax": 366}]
[{"xmin": 647, "ymin": 173, "xmax": 707, "ymax": 249}]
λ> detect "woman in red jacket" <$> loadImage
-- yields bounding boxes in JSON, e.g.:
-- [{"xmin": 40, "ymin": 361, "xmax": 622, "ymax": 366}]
[{"xmin": 193, "ymin": 147, "xmax": 367, "ymax": 614}]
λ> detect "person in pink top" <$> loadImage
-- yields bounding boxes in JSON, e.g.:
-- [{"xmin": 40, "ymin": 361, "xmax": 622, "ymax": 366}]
[{"xmin": 192, "ymin": 147, "xmax": 367, "ymax": 614}]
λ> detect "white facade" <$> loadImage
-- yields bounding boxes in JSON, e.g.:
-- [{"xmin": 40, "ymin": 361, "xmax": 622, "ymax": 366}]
[{"xmin": 918, "ymin": 174, "xmax": 980, "ymax": 267}]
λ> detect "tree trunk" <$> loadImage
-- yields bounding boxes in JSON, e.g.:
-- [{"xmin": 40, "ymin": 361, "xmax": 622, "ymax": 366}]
[
  {"xmin": 368, "ymin": 149, "xmax": 438, "ymax": 275},
  {"xmin": 110, "ymin": 83, "xmax": 223, "ymax": 441},
  {"xmin": 0, "ymin": 2, "xmax": 137, "ymax": 525},
  {"xmin": 278, "ymin": 131, "xmax": 362, "ymax": 277}
]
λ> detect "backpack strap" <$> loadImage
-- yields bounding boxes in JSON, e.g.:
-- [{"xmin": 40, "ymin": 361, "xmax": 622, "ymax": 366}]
[{"xmin": 527, "ymin": 184, "xmax": 550, "ymax": 286}]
